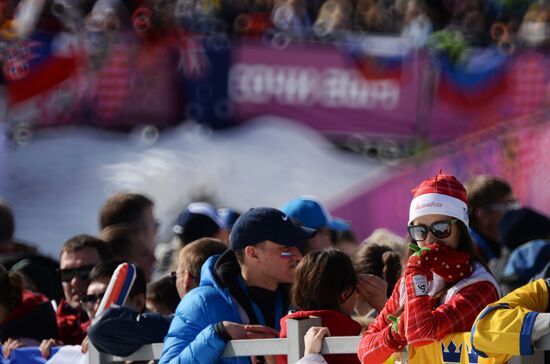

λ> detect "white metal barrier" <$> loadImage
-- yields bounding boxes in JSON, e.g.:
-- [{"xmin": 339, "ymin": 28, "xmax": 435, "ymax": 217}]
[{"xmin": 87, "ymin": 316, "xmax": 548, "ymax": 364}]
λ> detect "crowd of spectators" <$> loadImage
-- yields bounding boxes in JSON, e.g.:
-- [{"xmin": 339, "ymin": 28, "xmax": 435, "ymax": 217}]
[
  {"xmin": 2, "ymin": 0, "xmax": 550, "ymax": 56},
  {"xmin": 1, "ymin": 172, "xmax": 550, "ymax": 363}
]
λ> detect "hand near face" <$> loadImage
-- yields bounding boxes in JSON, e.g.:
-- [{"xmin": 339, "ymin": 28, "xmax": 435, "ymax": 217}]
[
  {"xmin": 356, "ymin": 274, "xmax": 388, "ymax": 312},
  {"xmin": 407, "ymin": 242, "xmax": 472, "ymax": 283}
]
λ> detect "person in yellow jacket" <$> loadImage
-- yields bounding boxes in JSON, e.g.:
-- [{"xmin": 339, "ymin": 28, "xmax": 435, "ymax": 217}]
[{"xmin": 471, "ymin": 278, "xmax": 550, "ymax": 359}]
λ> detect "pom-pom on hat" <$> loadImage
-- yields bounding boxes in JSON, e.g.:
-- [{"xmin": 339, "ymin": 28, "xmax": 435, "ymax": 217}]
[{"xmin": 409, "ymin": 172, "xmax": 469, "ymax": 226}]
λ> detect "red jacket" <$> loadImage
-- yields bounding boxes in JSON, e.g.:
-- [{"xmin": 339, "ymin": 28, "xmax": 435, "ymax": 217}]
[
  {"xmin": 55, "ymin": 299, "xmax": 90, "ymax": 344},
  {"xmin": 278, "ymin": 310, "xmax": 362, "ymax": 364}
]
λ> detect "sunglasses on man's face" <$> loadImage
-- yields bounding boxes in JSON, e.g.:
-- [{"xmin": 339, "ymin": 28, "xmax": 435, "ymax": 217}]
[
  {"xmin": 407, "ymin": 219, "xmax": 458, "ymax": 241},
  {"xmin": 80, "ymin": 292, "xmax": 106, "ymax": 310},
  {"xmin": 58, "ymin": 265, "xmax": 95, "ymax": 282}
]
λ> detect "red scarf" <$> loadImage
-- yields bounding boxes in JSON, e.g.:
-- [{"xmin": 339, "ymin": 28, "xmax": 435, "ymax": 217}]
[{"xmin": 55, "ymin": 299, "xmax": 90, "ymax": 344}]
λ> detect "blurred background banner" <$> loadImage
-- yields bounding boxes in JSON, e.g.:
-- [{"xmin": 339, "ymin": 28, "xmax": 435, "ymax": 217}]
[
  {"xmin": 5, "ymin": 34, "xmax": 550, "ymax": 147},
  {"xmin": 429, "ymin": 49, "xmax": 550, "ymax": 143},
  {"xmin": 229, "ymin": 39, "xmax": 421, "ymax": 142},
  {"xmin": 331, "ymin": 112, "xmax": 550, "ymax": 239}
]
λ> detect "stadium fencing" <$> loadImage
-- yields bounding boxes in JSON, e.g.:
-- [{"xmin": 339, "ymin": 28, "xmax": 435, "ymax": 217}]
[{"xmin": 88, "ymin": 316, "xmax": 548, "ymax": 364}]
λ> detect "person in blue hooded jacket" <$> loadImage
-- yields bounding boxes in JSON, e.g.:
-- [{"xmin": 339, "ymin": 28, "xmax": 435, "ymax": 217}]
[{"xmin": 159, "ymin": 207, "xmax": 315, "ymax": 364}]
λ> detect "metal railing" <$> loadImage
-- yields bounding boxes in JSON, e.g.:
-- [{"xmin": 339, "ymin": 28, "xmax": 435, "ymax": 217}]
[{"xmin": 87, "ymin": 316, "xmax": 548, "ymax": 364}]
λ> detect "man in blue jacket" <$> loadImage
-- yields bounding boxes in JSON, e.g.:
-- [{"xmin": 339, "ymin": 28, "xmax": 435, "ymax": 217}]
[{"xmin": 159, "ymin": 207, "xmax": 315, "ymax": 364}]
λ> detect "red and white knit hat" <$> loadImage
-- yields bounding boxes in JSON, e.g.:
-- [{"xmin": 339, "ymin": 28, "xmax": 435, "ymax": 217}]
[{"xmin": 409, "ymin": 173, "xmax": 469, "ymax": 225}]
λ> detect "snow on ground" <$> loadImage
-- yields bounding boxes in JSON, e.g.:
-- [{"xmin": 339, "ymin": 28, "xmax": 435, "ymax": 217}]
[{"xmin": 1, "ymin": 117, "xmax": 386, "ymax": 258}]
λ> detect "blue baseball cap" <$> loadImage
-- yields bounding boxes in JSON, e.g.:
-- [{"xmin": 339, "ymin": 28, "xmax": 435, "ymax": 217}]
[
  {"xmin": 230, "ymin": 207, "xmax": 315, "ymax": 251},
  {"xmin": 281, "ymin": 196, "xmax": 350, "ymax": 231}
]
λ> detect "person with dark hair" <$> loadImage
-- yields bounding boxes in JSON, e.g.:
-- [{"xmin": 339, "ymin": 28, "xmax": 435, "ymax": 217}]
[
  {"xmin": 277, "ymin": 249, "xmax": 361, "ymax": 364},
  {"xmin": 55, "ymin": 234, "xmax": 113, "ymax": 345},
  {"xmin": 353, "ymin": 243, "xmax": 402, "ymax": 321},
  {"xmin": 100, "ymin": 223, "xmax": 156, "ymax": 282},
  {"xmin": 146, "ymin": 276, "xmax": 181, "ymax": 315},
  {"xmin": 84, "ymin": 260, "xmax": 148, "ymax": 318},
  {"xmin": 172, "ymin": 237, "xmax": 228, "ymax": 298},
  {"xmin": 41, "ymin": 260, "xmax": 147, "ymax": 358},
  {"xmin": 465, "ymin": 175, "xmax": 518, "ymax": 278},
  {"xmin": 73, "ymin": 261, "xmax": 173, "ymax": 358},
  {"xmin": 159, "ymin": 207, "xmax": 314, "ymax": 364},
  {"xmin": 99, "ymin": 193, "xmax": 156, "ymax": 231},
  {"xmin": 358, "ymin": 173, "xmax": 501, "ymax": 364},
  {"xmin": 0, "ymin": 264, "xmax": 58, "ymax": 359}
]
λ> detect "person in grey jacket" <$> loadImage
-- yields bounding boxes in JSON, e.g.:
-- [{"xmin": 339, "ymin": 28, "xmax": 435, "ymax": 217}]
[{"xmin": 159, "ymin": 207, "xmax": 315, "ymax": 364}]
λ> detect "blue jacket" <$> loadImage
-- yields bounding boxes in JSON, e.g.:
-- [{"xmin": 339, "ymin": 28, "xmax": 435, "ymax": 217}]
[{"xmin": 159, "ymin": 251, "xmax": 289, "ymax": 364}]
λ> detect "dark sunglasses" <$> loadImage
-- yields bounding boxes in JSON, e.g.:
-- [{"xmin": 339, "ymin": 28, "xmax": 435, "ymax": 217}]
[
  {"xmin": 80, "ymin": 292, "xmax": 106, "ymax": 309},
  {"xmin": 407, "ymin": 219, "xmax": 458, "ymax": 241},
  {"xmin": 57, "ymin": 265, "xmax": 95, "ymax": 282}
]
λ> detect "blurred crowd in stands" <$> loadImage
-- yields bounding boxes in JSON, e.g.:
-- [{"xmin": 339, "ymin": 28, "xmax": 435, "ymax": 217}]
[{"xmin": 2, "ymin": 0, "xmax": 550, "ymax": 52}]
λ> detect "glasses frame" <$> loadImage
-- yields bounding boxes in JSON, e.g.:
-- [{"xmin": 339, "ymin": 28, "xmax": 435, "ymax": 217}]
[
  {"xmin": 407, "ymin": 219, "xmax": 458, "ymax": 241},
  {"xmin": 57, "ymin": 265, "xmax": 96, "ymax": 282},
  {"xmin": 80, "ymin": 292, "xmax": 106, "ymax": 308}
]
